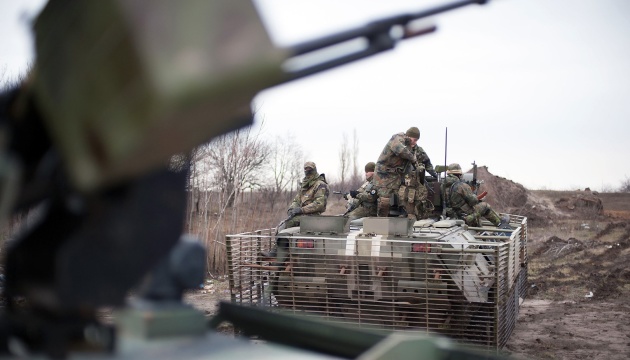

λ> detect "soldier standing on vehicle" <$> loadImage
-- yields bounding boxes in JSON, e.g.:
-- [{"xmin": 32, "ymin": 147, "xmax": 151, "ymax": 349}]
[
  {"xmin": 261, "ymin": 161, "xmax": 329, "ymax": 259},
  {"xmin": 398, "ymin": 140, "xmax": 439, "ymax": 220},
  {"xmin": 373, "ymin": 127, "xmax": 420, "ymax": 217},
  {"xmin": 441, "ymin": 163, "xmax": 509, "ymax": 228},
  {"xmin": 345, "ymin": 162, "xmax": 378, "ymax": 221}
]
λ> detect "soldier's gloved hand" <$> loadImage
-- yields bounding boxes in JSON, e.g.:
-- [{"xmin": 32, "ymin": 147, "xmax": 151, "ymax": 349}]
[
  {"xmin": 343, "ymin": 193, "xmax": 350, "ymax": 200},
  {"xmin": 349, "ymin": 190, "xmax": 359, "ymax": 198},
  {"xmin": 428, "ymin": 169, "xmax": 438, "ymax": 178},
  {"xmin": 290, "ymin": 207, "xmax": 303, "ymax": 216}
]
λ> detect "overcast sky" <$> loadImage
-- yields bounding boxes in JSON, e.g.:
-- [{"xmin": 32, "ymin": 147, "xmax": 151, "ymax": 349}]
[{"xmin": 2, "ymin": 0, "xmax": 630, "ymax": 191}]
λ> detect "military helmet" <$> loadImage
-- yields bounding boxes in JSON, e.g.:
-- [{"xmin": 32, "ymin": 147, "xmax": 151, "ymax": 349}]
[
  {"xmin": 405, "ymin": 126, "xmax": 420, "ymax": 139},
  {"xmin": 364, "ymin": 162, "xmax": 376, "ymax": 173},
  {"xmin": 446, "ymin": 163, "xmax": 463, "ymax": 175},
  {"xmin": 304, "ymin": 161, "xmax": 317, "ymax": 170}
]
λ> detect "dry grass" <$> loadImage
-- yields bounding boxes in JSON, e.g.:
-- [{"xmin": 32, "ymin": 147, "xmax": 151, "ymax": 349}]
[
  {"xmin": 187, "ymin": 190, "xmax": 350, "ymax": 275},
  {"xmin": 604, "ymin": 210, "xmax": 630, "ymax": 220}
]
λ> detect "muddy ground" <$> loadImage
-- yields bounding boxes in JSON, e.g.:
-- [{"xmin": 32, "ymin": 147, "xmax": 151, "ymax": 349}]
[
  {"xmin": 184, "ymin": 172, "xmax": 630, "ymax": 360},
  {"xmin": 503, "ymin": 216, "xmax": 630, "ymax": 360},
  {"xmin": 482, "ymin": 169, "xmax": 630, "ymax": 359}
]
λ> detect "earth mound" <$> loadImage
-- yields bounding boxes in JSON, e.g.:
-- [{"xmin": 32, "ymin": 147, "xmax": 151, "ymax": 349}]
[{"xmin": 469, "ymin": 166, "xmax": 606, "ymax": 226}]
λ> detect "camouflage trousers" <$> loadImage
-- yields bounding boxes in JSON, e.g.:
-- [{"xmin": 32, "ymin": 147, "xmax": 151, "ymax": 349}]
[
  {"xmin": 277, "ymin": 215, "xmax": 304, "ymax": 233},
  {"xmin": 347, "ymin": 205, "xmax": 377, "ymax": 221},
  {"xmin": 273, "ymin": 215, "xmax": 306, "ymax": 265},
  {"xmin": 398, "ymin": 183, "xmax": 433, "ymax": 220},
  {"xmin": 373, "ymin": 171, "xmax": 403, "ymax": 216},
  {"xmin": 459, "ymin": 202, "xmax": 501, "ymax": 227}
]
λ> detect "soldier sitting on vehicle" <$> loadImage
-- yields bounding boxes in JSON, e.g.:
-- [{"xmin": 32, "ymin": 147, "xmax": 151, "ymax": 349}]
[
  {"xmin": 345, "ymin": 162, "xmax": 378, "ymax": 221},
  {"xmin": 442, "ymin": 163, "xmax": 510, "ymax": 228},
  {"xmin": 261, "ymin": 161, "xmax": 329, "ymax": 259}
]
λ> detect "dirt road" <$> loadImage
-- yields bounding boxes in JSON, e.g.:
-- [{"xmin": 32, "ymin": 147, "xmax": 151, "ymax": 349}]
[{"xmin": 505, "ymin": 299, "xmax": 630, "ymax": 359}]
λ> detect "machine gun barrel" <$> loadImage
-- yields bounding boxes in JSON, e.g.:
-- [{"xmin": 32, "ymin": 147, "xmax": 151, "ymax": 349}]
[{"xmin": 285, "ymin": 0, "xmax": 490, "ymax": 79}]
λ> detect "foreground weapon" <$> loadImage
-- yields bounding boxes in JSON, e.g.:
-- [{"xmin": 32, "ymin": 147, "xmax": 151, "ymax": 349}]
[
  {"xmin": 0, "ymin": 0, "xmax": 492, "ymax": 357},
  {"xmin": 210, "ymin": 301, "xmax": 507, "ymax": 360}
]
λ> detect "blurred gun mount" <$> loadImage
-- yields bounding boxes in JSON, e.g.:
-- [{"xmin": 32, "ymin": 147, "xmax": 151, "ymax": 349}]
[{"xmin": 0, "ymin": 0, "xmax": 491, "ymax": 358}]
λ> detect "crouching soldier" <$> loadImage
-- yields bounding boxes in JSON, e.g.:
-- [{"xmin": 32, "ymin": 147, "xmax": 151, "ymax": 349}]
[{"xmin": 442, "ymin": 163, "xmax": 509, "ymax": 228}]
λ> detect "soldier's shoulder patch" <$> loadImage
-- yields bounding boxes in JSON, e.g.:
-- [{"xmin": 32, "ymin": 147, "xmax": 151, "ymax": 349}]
[{"xmin": 370, "ymin": 189, "xmax": 376, "ymax": 195}]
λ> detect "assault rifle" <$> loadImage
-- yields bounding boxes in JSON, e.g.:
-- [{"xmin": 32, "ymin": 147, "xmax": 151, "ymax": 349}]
[
  {"xmin": 333, "ymin": 190, "xmax": 350, "ymax": 199},
  {"xmin": 334, "ymin": 190, "xmax": 361, "ymax": 215},
  {"xmin": 469, "ymin": 161, "xmax": 487, "ymax": 200},
  {"xmin": 275, "ymin": 212, "xmax": 297, "ymax": 235}
]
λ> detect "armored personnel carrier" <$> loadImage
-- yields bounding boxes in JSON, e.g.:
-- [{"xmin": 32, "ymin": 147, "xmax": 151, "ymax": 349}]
[{"xmin": 227, "ymin": 213, "xmax": 528, "ymax": 350}]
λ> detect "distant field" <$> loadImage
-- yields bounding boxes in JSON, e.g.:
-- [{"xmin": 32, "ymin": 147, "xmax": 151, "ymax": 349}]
[
  {"xmin": 598, "ymin": 192, "xmax": 630, "ymax": 219},
  {"xmin": 530, "ymin": 190, "xmax": 630, "ymax": 219}
]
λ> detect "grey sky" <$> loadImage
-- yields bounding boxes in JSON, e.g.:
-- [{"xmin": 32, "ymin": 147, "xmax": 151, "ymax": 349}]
[
  {"xmin": 2, "ymin": 0, "xmax": 630, "ymax": 190},
  {"xmin": 252, "ymin": 0, "xmax": 630, "ymax": 190},
  {"xmin": 0, "ymin": 0, "xmax": 44, "ymax": 80}
]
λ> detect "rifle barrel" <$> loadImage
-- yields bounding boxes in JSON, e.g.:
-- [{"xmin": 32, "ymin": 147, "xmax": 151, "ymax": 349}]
[
  {"xmin": 291, "ymin": 0, "xmax": 488, "ymax": 55},
  {"xmin": 285, "ymin": 0, "xmax": 490, "ymax": 80}
]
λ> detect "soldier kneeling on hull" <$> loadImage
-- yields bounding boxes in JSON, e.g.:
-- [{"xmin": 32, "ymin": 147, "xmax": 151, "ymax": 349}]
[{"xmin": 442, "ymin": 163, "xmax": 510, "ymax": 228}]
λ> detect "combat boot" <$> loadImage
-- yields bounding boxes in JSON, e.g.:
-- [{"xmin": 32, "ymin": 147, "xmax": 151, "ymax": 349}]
[
  {"xmin": 260, "ymin": 238, "xmax": 289, "ymax": 262},
  {"xmin": 497, "ymin": 215, "xmax": 511, "ymax": 229},
  {"xmin": 259, "ymin": 248, "xmax": 277, "ymax": 259}
]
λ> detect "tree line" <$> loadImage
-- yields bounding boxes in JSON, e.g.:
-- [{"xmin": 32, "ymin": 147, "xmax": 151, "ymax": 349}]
[{"xmin": 184, "ymin": 124, "xmax": 365, "ymax": 213}]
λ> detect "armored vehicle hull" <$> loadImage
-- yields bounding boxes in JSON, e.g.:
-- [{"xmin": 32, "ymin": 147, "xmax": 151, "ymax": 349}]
[{"xmin": 227, "ymin": 214, "xmax": 528, "ymax": 350}]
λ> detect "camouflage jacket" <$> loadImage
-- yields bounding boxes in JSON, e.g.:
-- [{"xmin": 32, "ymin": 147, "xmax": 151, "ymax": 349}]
[
  {"xmin": 375, "ymin": 133, "xmax": 416, "ymax": 173},
  {"xmin": 442, "ymin": 174, "xmax": 478, "ymax": 215},
  {"xmin": 290, "ymin": 173, "xmax": 329, "ymax": 214},
  {"xmin": 413, "ymin": 145, "xmax": 435, "ymax": 173},
  {"xmin": 354, "ymin": 174, "xmax": 377, "ymax": 207}
]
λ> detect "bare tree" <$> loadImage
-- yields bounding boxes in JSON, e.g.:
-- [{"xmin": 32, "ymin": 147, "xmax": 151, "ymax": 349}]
[
  {"xmin": 619, "ymin": 176, "xmax": 630, "ymax": 193},
  {"xmin": 1, "ymin": 64, "xmax": 32, "ymax": 91},
  {"xmin": 338, "ymin": 132, "xmax": 350, "ymax": 188},
  {"xmin": 0, "ymin": 66, "xmax": 16, "ymax": 91},
  {"xmin": 351, "ymin": 129, "xmax": 361, "ymax": 185},
  {"xmin": 0, "ymin": 66, "xmax": 7, "ymax": 89},
  {"xmin": 262, "ymin": 133, "xmax": 304, "ymax": 209},
  {"xmin": 199, "ymin": 125, "xmax": 271, "ymax": 208},
  {"xmin": 269, "ymin": 133, "xmax": 303, "ymax": 193}
]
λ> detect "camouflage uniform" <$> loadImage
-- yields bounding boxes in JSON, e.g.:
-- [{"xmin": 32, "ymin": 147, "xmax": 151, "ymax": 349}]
[
  {"xmin": 441, "ymin": 173, "xmax": 502, "ymax": 227},
  {"xmin": 263, "ymin": 162, "xmax": 329, "ymax": 261},
  {"xmin": 373, "ymin": 132, "xmax": 416, "ymax": 216},
  {"xmin": 281, "ymin": 172, "xmax": 329, "ymax": 231},
  {"xmin": 346, "ymin": 173, "xmax": 377, "ymax": 221},
  {"xmin": 398, "ymin": 145, "xmax": 437, "ymax": 220},
  {"xmin": 414, "ymin": 145, "xmax": 437, "ymax": 178}
]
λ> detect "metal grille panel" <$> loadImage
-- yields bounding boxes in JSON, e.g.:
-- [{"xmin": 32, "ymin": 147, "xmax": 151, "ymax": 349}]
[{"xmin": 227, "ymin": 216, "xmax": 527, "ymax": 350}]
